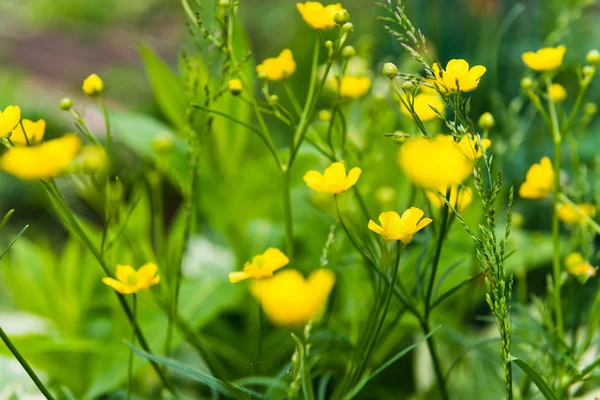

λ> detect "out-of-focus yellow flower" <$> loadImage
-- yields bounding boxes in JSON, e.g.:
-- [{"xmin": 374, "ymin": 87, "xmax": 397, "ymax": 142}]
[
  {"xmin": 303, "ymin": 162, "xmax": 361, "ymax": 194},
  {"xmin": 456, "ymin": 134, "xmax": 491, "ymax": 160},
  {"xmin": 519, "ymin": 157, "xmax": 554, "ymax": 199},
  {"xmin": 81, "ymin": 144, "xmax": 107, "ymax": 173},
  {"xmin": 368, "ymin": 207, "xmax": 432, "ymax": 243},
  {"xmin": 565, "ymin": 252, "xmax": 596, "ymax": 279},
  {"xmin": 432, "ymin": 59, "xmax": 486, "ymax": 93},
  {"xmin": 296, "ymin": 2, "xmax": 343, "ymax": 30},
  {"xmin": 0, "ymin": 134, "xmax": 81, "ymax": 180},
  {"xmin": 250, "ymin": 269, "xmax": 335, "ymax": 327},
  {"xmin": 400, "ymin": 93, "xmax": 445, "ymax": 122},
  {"xmin": 557, "ymin": 202, "xmax": 596, "ymax": 224},
  {"xmin": 427, "ymin": 185, "xmax": 473, "ymax": 212},
  {"xmin": 11, "ymin": 119, "xmax": 46, "ymax": 145},
  {"xmin": 227, "ymin": 79, "xmax": 243, "ymax": 95},
  {"xmin": 256, "ymin": 49, "xmax": 296, "ymax": 81},
  {"xmin": 548, "ymin": 83, "xmax": 567, "ymax": 102},
  {"xmin": 522, "ymin": 45, "xmax": 566, "ymax": 71},
  {"xmin": 102, "ymin": 263, "xmax": 160, "ymax": 294},
  {"xmin": 82, "ymin": 74, "xmax": 104, "ymax": 96},
  {"xmin": 0, "ymin": 106, "xmax": 21, "ymax": 137},
  {"xmin": 398, "ymin": 135, "xmax": 473, "ymax": 189},
  {"xmin": 229, "ymin": 248, "xmax": 289, "ymax": 283},
  {"xmin": 339, "ymin": 76, "xmax": 371, "ymax": 99}
]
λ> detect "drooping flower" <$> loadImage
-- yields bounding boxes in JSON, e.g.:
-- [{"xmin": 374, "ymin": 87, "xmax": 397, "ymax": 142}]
[
  {"xmin": 368, "ymin": 207, "xmax": 432, "ymax": 243},
  {"xmin": 228, "ymin": 79, "xmax": 243, "ymax": 95},
  {"xmin": 456, "ymin": 134, "xmax": 492, "ymax": 160},
  {"xmin": 426, "ymin": 185, "xmax": 473, "ymax": 212},
  {"xmin": 0, "ymin": 106, "xmax": 21, "ymax": 137},
  {"xmin": 565, "ymin": 252, "xmax": 596, "ymax": 279},
  {"xmin": 339, "ymin": 76, "xmax": 371, "ymax": 99},
  {"xmin": 557, "ymin": 202, "xmax": 596, "ymax": 225},
  {"xmin": 11, "ymin": 119, "xmax": 46, "ymax": 145},
  {"xmin": 229, "ymin": 248, "xmax": 289, "ymax": 283},
  {"xmin": 400, "ymin": 93, "xmax": 445, "ymax": 122},
  {"xmin": 296, "ymin": 2, "xmax": 343, "ymax": 30},
  {"xmin": 102, "ymin": 263, "xmax": 160, "ymax": 294},
  {"xmin": 432, "ymin": 59, "xmax": 486, "ymax": 93},
  {"xmin": 398, "ymin": 135, "xmax": 473, "ymax": 189},
  {"xmin": 250, "ymin": 269, "xmax": 335, "ymax": 326},
  {"xmin": 82, "ymin": 74, "xmax": 104, "ymax": 96},
  {"xmin": 0, "ymin": 134, "xmax": 81, "ymax": 180},
  {"xmin": 256, "ymin": 49, "xmax": 296, "ymax": 81},
  {"xmin": 548, "ymin": 83, "xmax": 567, "ymax": 102},
  {"xmin": 303, "ymin": 162, "xmax": 361, "ymax": 194},
  {"xmin": 519, "ymin": 157, "xmax": 554, "ymax": 199},
  {"xmin": 522, "ymin": 45, "xmax": 566, "ymax": 71}
]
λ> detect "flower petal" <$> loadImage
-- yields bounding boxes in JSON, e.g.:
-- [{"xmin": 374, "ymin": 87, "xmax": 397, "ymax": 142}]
[
  {"xmin": 446, "ymin": 59, "xmax": 469, "ymax": 75},
  {"xmin": 229, "ymin": 271, "xmax": 250, "ymax": 283},
  {"xmin": 401, "ymin": 207, "xmax": 425, "ymax": 227},
  {"xmin": 368, "ymin": 219, "xmax": 384, "ymax": 235},
  {"xmin": 116, "ymin": 264, "xmax": 136, "ymax": 283},
  {"xmin": 344, "ymin": 167, "xmax": 362, "ymax": 190},
  {"xmin": 102, "ymin": 277, "xmax": 130, "ymax": 294},
  {"xmin": 303, "ymin": 170, "xmax": 324, "ymax": 191},
  {"xmin": 138, "ymin": 263, "xmax": 158, "ymax": 283},
  {"xmin": 323, "ymin": 162, "xmax": 347, "ymax": 182}
]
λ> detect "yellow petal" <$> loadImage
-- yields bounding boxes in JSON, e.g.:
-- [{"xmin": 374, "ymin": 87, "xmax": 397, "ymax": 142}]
[
  {"xmin": 303, "ymin": 170, "xmax": 324, "ymax": 191},
  {"xmin": 116, "ymin": 264, "xmax": 136, "ymax": 283},
  {"xmin": 446, "ymin": 59, "xmax": 470, "ymax": 75},
  {"xmin": 401, "ymin": 207, "xmax": 425, "ymax": 227},
  {"xmin": 344, "ymin": 167, "xmax": 362, "ymax": 190},
  {"xmin": 12, "ymin": 119, "xmax": 46, "ymax": 145},
  {"xmin": 138, "ymin": 263, "xmax": 158, "ymax": 283},
  {"xmin": 229, "ymin": 271, "xmax": 250, "ymax": 283},
  {"xmin": 368, "ymin": 219, "xmax": 384, "ymax": 235},
  {"xmin": 323, "ymin": 162, "xmax": 347, "ymax": 182},
  {"xmin": 416, "ymin": 217, "xmax": 433, "ymax": 230},
  {"xmin": 102, "ymin": 277, "xmax": 130, "ymax": 294}
]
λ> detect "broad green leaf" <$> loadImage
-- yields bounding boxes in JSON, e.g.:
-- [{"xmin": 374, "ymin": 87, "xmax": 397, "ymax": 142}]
[{"xmin": 512, "ymin": 358, "xmax": 559, "ymax": 400}]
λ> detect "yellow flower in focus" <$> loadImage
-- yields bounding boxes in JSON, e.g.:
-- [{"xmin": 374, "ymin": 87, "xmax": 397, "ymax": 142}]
[
  {"xmin": 565, "ymin": 253, "xmax": 596, "ymax": 279},
  {"xmin": 522, "ymin": 45, "xmax": 566, "ymax": 71},
  {"xmin": 368, "ymin": 207, "xmax": 432, "ymax": 243},
  {"xmin": 518, "ymin": 157, "xmax": 554, "ymax": 199},
  {"xmin": 102, "ymin": 263, "xmax": 160, "ymax": 294},
  {"xmin": 432, "ymin": 59, "xmax": 486, "ymax": 93},
  {"xmin": 229, "ymin": 248, "xmax": 289, "ymax": 283},
  {"xmin": 227, "ymin": 79, "xmax": 243, "ymax": 95},
  {"xmin": 256, "ymin": 49, "xmax": 296, "ymax": 81},
  {"xmin": 400, "ymin": 93, "xmax": 445, "ymax": 122},
  {"xmin": 0, "ymin": 134, "xmax": 81, "ymax": 180},
  {"xmin": 548, "ymin": 83, "xmax": 567, "ymax": 102},
  {"xmin": 296, "ymin": 2, "xmax": 342, "ymax": 30},
  {"xmin": 0, "ymin": 106, "xmax": 21, "ymax": 137},
  {"xmin": 426, "ymin": 186, "xmax": 473, "ymax": 212},
  {"xmin": 557, "ymin": 202, "xmax": 596, "ymax": 224},
  {"xmin": 339, "ymin": 76, "xmax": 371, "ymax": 99},
  {"xmin": 82, "ymin": 74, "xmax": 104, "ymax": 96},
  {"xmin": 250, "ymin": 269, "xmax": 335, "ymax": 327},
  {"xmin": 398, "ymin": 135, "xmax": 473, "ymax": 189},
  {"xmin": 11, "ymin": 119, "xmax": 46, "ymax": 145},
  {"xmin": 303, "ymin": 162, "xmax": 361, "ymax": 194},
  {"xmin": 456, "ymin": 134, "xmax": 491, "ymax": 160}
]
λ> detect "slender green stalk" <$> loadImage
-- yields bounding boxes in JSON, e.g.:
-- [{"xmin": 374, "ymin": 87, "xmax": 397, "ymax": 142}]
[
  {"xmin": 425, "ymin": 188, "xmax": 450, "ymax": 314},
  {"xmin": 282, "ymin": 169, "xmax": 295, "ymax": 259},
  {"xmin": 420, "ymin": 320, "xmax": 449, "ymax": 400},
  {"xmin": 0, "ymin": 327, "xmax": 55, "ymax": 400},
  {"xmin": 257, "ymin": 302, "xmax": 264, "ymax": 374},
  {"xmin": 127, "ymin": 294, "xmax": 137, "ymax": 400}
]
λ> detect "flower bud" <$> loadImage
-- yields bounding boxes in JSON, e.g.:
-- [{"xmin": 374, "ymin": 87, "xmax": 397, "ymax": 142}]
[
  {"xmin": 152, "ymin": 134, "xmax": 175, "ymax": 153},
  {"xmin": 59, "ymin": 97, "xmax": 73, "ymax": 111},
  {"xmin": 81, "ymin": 145, "xmax": 107, "ymax": 173},
  {"xmin": 218, "ymin": 0, "xmax": 230, "ymax": 7},
  {"xmin": 520, "ymin": 77, "xmax": 534, "ymax": 90},
  {"xmin": 82, "ymin": 74, "xmax": 104, "ymax": 96},
  {"xmin": 584, "ymin": 102, "xmax": 597, "ymax": 116},
  {"xmin": 383, "ymin": 63, "xmax": 398, "ymax": 79},
  {"xmin": 478, "ymin": 112, "xmax": 495, "ymax": 130},
  {"xmin": 582, "ymin": 65, "xmax": 595, "ymax": 79},
  {"xmin": 401, "ymin": 81, "xmax": 415, "ymax": 92},
  {"xmin": 325, "ymin": 40, "xmax": 333, "ymax": 50},
  {"xmin": 342, "ymin": 22, "xmax": 354, "ymax": 33},
  {"xmin": 257, "ymin": 71, "xmax": 268, "ymax": 80},
  {"xmin": 269, "ymin": 94, "xmax": 279, "ymax": 104},
  {"xmin": 318, "ymin": 110, "xmax": 332, "ymax": 121},
  {"xmin": 342, "ymin": 45, "xmax": 355, "ymax": 59},
  {"xmin": 548, "ymin": 83, "xmax": 567, "ymax": 102},
  {"xmin": 227, "ymin": 79, "xmax": 243, "ymax": 95},
  {"xmin": 334, "ymin": 9, "xmax": 350, "ymax": 26},
  {"xmin": 586, "ymin": 49, "xmax": 600, "ymax": 65}
]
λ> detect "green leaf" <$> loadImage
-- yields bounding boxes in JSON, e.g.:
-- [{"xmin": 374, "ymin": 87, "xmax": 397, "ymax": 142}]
[
  {"xmin": 511, "ymin": 358, "xmax": 559, "ymax": 400},
  {"xmin": 431, "ymin": 273, "xmax": 483, "ymax": 310},
  {"xmin": 0, "ymin": 224, "xmax": 28, "ymax": 261},
  {"xmin": 0, "ymin": 209, "xmax": 14, "ymax": 233}
]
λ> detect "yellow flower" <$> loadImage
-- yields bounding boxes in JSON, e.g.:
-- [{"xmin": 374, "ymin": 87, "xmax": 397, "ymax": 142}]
[
  {"xmin": 11, "ymin": 119, "xmax": 46, "ymax": 145},
  {"xmin": 548, "ymin": 83, "xmax": 567, "ymax": 102},
  {"xmin": 432, "ymin": 59, "xmax": 486, "ymax": 93},
  {"xmin": 400, "ymin": 93, "xmax": 445, "ymax": 122},
  {"xmin": 557, "ymin": 202, "xmax": 596, "ymax": 224},
  {"xmin": 339, "ymin": 76, "xmax": 371, "ymax": 99},
  {"xmin": 565, "ymin": 252, "xmax": 596, "ymax": 279},
  {"xmin": 398, "ymin": 135, "xmax": 473, "ymax": 189},
  {"xmin": 0, "ymin": 105, "xmax": 21, "ymax": 137},
  {"xmin": 229, "ymin": 248, "xmax": 289, "ymax": 283},
  {"xmin": 250, "ymin": 269, "xmax": 335, "ymax": 326},
  {"xmin": 426, "ymin": 185, "xmax": 473, "ymax": 212},
  {"xmin": 522, "ymin": 45, "xmax": 566, "ymax": 71},
  {"xmin": 303, "ymin": 162, "xmax": 361, "ymax": 194},
  {"xmin": 0, "ymin": 134, "xmax": 81, "ymax": 180},
  {"xmin": 102, "ymin": 263, "xmax": 160, "ymax": 294},
  {"xmin": 227, "ymin": 79, "xmax": 243, "ymax": 95},
  {"xmin": 296, "ymin": 2, "xmax": 343, "ymax": 30},
  {"xmin": 519, "ymin": 157, "xmax": 554, "ymax": 199},
  {"xmin": 456, "ymin": 134, "xmax": 492, "ymax": 160},
  {"xmin": 256, "ymin": 49, "xmax": 296, "ymax": 81},
  {"xmin": 82, "ymin": 74, "xmax": 104, "ymax": 96},
  {"xmin": 368, "ymin": 207, "xmax": 432, "ymax": 243}
]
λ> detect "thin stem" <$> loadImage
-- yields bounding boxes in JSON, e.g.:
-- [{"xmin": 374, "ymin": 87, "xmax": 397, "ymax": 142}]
[
  {"xmin": 425, "ymin": 188, "xmax": 450, "ymax": 315},
  {"xmin": 420, "ymin": 320, "xmax": 449, "ymax": 400},
  {"xmin": 257, "ymin": 302, "xmax": 264, "ymax": 374},
  {"xmin": 127, "ymin": 294, "xmax": 137, "ymax": 400},
  {"xmin": 282, "ymin": 169, "xmax": 294, "ymax": 259}
]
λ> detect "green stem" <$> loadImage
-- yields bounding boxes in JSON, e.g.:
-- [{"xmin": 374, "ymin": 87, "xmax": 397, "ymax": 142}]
[
  {"xmin": 257, "ymin": 302, "xmax": 264, "ymax": 374},
  {"xmin": 282, "ymin": 169, "xmax": 295, "ymax": 259},
  {"xmin": 127, "ymin": 294, "xmax": 137, "ymax": 400},
  {"xmin": 425, "ymin": 188, "xmax": 450, "ymax": 314},
  {"xmin": 420, "ymin": 320, "xmax": 449, "ymax": 400}
]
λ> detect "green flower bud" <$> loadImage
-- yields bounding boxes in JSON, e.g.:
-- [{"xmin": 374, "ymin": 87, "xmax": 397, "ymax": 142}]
[
  {"xmin": 478, "ymin": 112, "xmax": 495, "ymax": 130},
  {"xmin": 152, "ymin": 134, "xmax": 175, "ymax": 153},
  {"xmin": 582, "ymin": 65, "xmax": 595, "ymax": 78},
  {"xmin": 257, "ymin": 71, "xmax": 268, "ymax": 80},
  {"xmin": 520, "ymin": 77, "xmax": 534, "ymax": 90},
  {"xmin": 218, "ymin": 0, "xmax": 230, "ymax": 7},
  {"xmin": 325, "ymin": 40, "xmax": 333, "ymax": 50},
  {"xmin": 342, "ymin": 22, "xmax": 354, "ymax": 33},
  {"xmin": 342, "ymin": 45, "xmax": 355, "ymax": 59},
  {"xmin": 586, "ymin": 49, "xmax": 600, "ymax": 65},
  {"xmin": 401, "ymin": 81, "xmax": 415, "ymax": 92},
  {"xmin": 269, "ymin": 94, "xmax": 279, "ymax": 104},
  {"xmin": 584, "ymin": 102, "xmax": 597, "ymax": 116},
  {"xmin": 318, "ymin": 110, "xmax": 332, "ymax": 121},
  {"xmin": 334, "ymin": 9, "xmax": 350, "ymax": 26},
  {"xmin": 383, "ymin": 62, "xmax": 398, "ymax": 79},
  {"xmin": 60, "ymin": 97, "xmax": 73, "ymax": 111}
]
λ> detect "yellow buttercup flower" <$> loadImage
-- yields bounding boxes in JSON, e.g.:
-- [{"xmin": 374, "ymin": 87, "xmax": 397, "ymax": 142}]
[
  {"xmin": 557, "ymin": 202, "xmax": 596, "ymax": 224},
  {"xmin": 426, "ymin": 185, "xmax": 473, "ymax": 212},
  {"xmin": 102, "ymin": 263, "xmax": 160, "ymax": 294},
  {"xmin": 456, "ymin": 134, "xmax": 491, "ymax": 160},
  {"xmin": 522, "ymin": 45, "xmax": 566, "ymax": 71},
  {"xmin": 256, "ymin": 49, "xmax": 296, "ymax": 81},
  {"xmin": 303, "ymin": 162, "xmax": 361, "ymax": 194},
  {"xmin": 548, "ymin": 83, "xmax": 567, "ymax": 102},
  {"xmin": 296, "ymin": 2, "xmax": 343, "ymax": 30},
  {"xmin": 0, "ymin": 134, "xmax": 81, "ymax": 180},
  {"xmin": 250, "ymin": 269, "xmax": 335, "ymax": 326},
  {"xmin": 0, "ymin": 105, "xmax": 21, "ymax": 137},
  {"xmin": 11, "ymin": 119, "xmax": 46, "ymax": 145},
  {"xmin": 339, "ymin": 76, "xmax": 371, "ymax": 99},
  {"xmin": 519, "ymin": 157, "xmax": 554, "ymax": 199},
  {"xmin": 398, "ymin": 135, "xmax": 473, "ymax": 189},
  {"xmin": 400, "ymin": 93, "xmax": 445, "ymax": 122},
  {"xmin": 432, "ymin": 59, "xmax": 486, "ymax": 93},
  {"xmin": 565, "ymin": 252, "xmax": 596, "ymax": 279},
  {"xmin": 229, "ymin": 248, "xmax": 289, "ymax": 283},
  {"xmin": 368, "ymin": 207, "xmax": 432, "ymax": 243},
  {"xmin": 82, "ymin": 74, "xmax": 104, "ymax": 96},
  {"xmin": 228, "ymin": 79, "xmax": 243, "ymax": 95}
]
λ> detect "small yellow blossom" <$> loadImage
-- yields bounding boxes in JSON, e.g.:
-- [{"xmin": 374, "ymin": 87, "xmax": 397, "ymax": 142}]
[
  {"xmin": 432, "ymin": 59, "xmax": 486, "ymax": 93},
  {"xmin": 250, "ymin": 269, "xmax": 335, "ymax": 327},
  {"xmin": 456, "ymin": 134, "xmax": 492, "ymax": 160},
  {"xmin": 557, "ymin": 202, "xmax": 596, "ymax": 224},
  {"xmin": 339, "ymin": 76, "xmax": 371, "ymax": 99},
  {"xmin": 227, "ymin": 79, "xmax": 243, "ymax": 95},
  {"xmin": 303, "ymin": 162, "xmax": 361, "ymax": 194},
  {"xmin": 398, "ymin": 135, "xmax": 473, "ymax": 189},
  {"xmin": 102, "ymin": 263, "xmax": 160, "ymax": 294},
  {"xmin": 0, "ymin": 105, "xmax": 21, "ymax": 137},
  {"xmin": 229, "ymin": 248, "xmax": 289, "ymax": 283},
  {"xmin": 296, "ymin": 2, "xmax": 343, "ymax": 30},
  {"xmin": 522, "ymin": 45, "xmax": 566, "ymax": 71},
  {"xmin": 368, "ymin": 207, "xmax": 432, "ymax": 243},
  {"xmin": 427, "ymin": 185, "xmax": 473, "ymax": 212},
  {"xmin": 11, "ymin": 119, "xmax": 46, "ymax": 145},
  {"xmin": 82, "ymin": 74, "xmax": 104, "ymax": 96},
  {"xmin": 0, "ymin": 134, "xmax": 81, "ymax": 180},
  {"xmin": 565, "ymin": 252, "xmax": 596, "ymax": 279},
  {"xmin": 400, "ymin": 93, "xmax": 445, "ymax": 122},
  {"xmin": 256, "ymin": 49, "xmax": 296, "ymax": 81},
  {"xmin": 548, "ymin": 83, "xmax": 567, "ymax": 102},
  {"xmin": 519, "ymin": 157, "xmax": 554, "ymax": 199}
]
